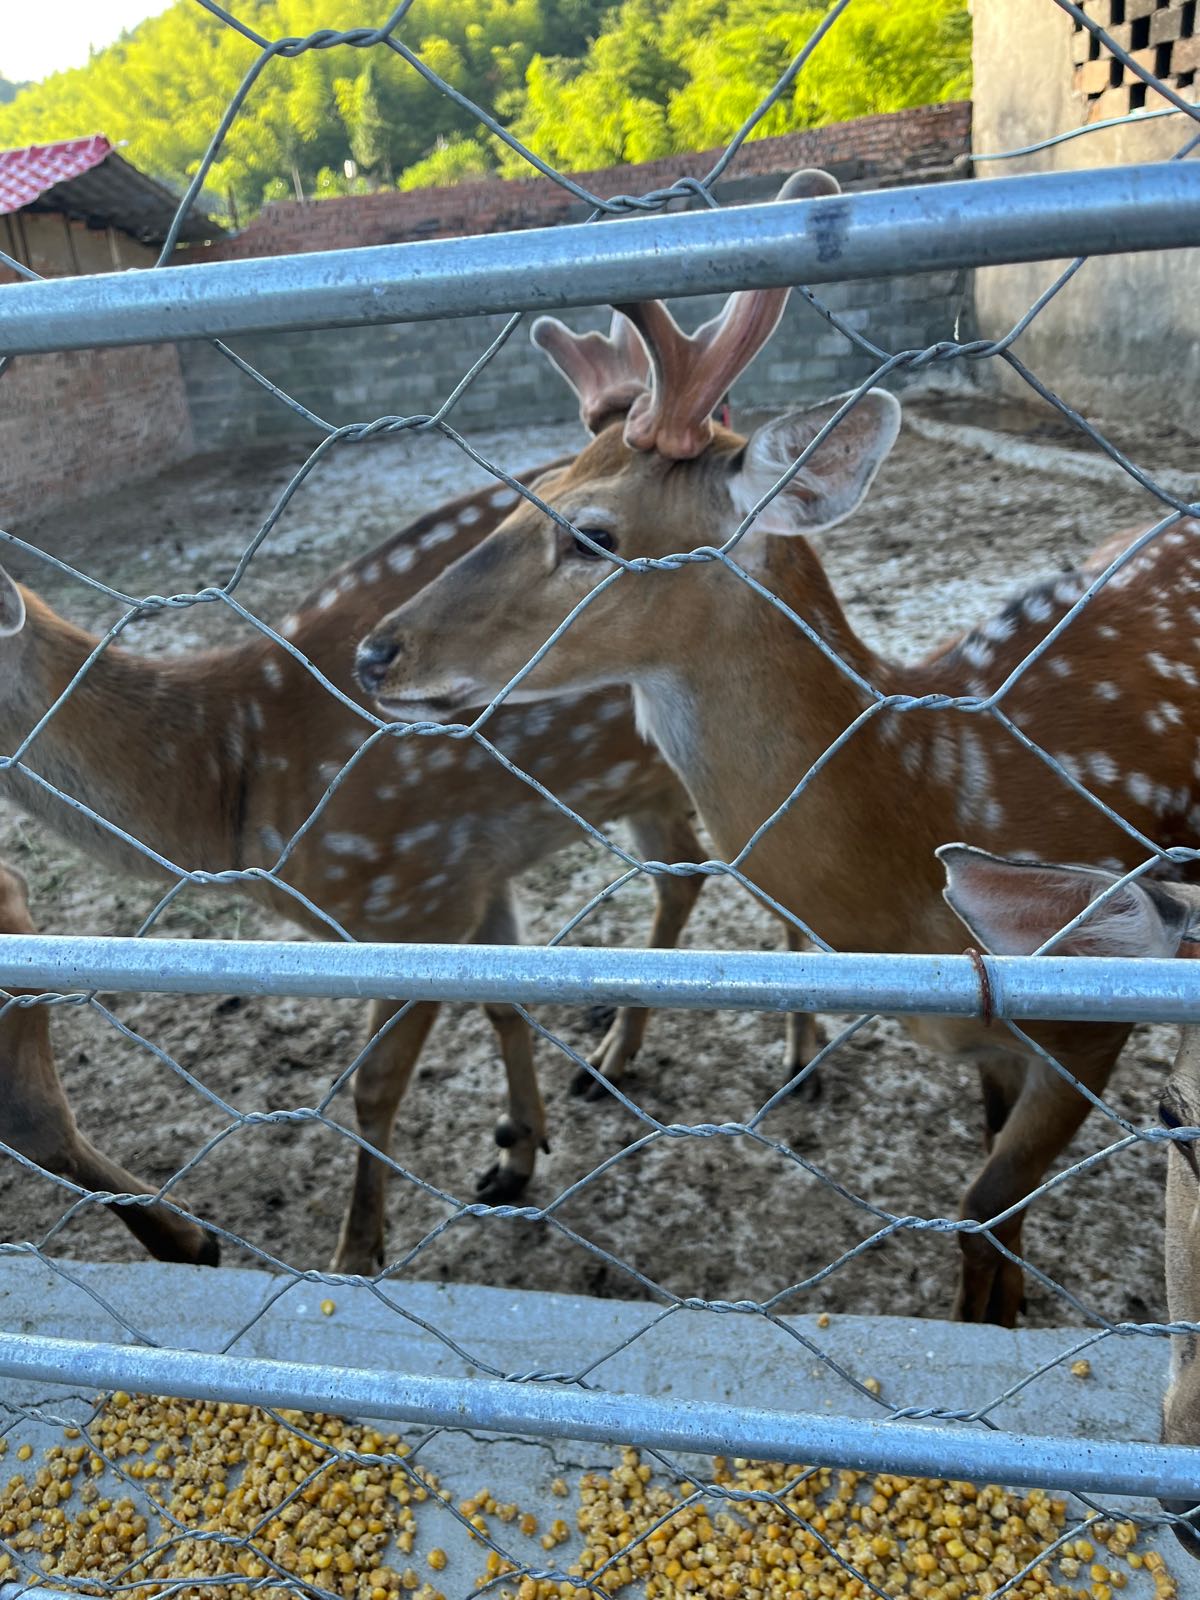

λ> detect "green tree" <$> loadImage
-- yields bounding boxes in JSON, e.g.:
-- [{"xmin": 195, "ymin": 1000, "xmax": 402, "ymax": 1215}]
[
  {"xmin": 501, "ymin": 0, "xmax": 970, "ymax": 174},
  {"xmin": 0, "ymin": 0, "xmax": 610, "ymax": 216},
  {"xmin": 398, "ymin": 136, "xmax": 492, "ymax": 190},
  {"xmin": 0, "ymin": 0, "xmax": 969, "ymax": 213}
]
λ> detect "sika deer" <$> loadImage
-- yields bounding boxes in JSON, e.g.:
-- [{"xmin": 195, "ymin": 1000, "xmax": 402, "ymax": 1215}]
[
  {"xmin": 0, "ymin": 466, "xmax": 711, "ymax": 1277},
  {"xmin": 0, "ymin": 859, "xmax": 217, "ymax": 1264},
  {"xmin": 353, "ymin": 220, "xmax": 1200, "ymax": 1320},
  {"xmin": 939, "ymin": 844, "xmax": 1200, "ymax": 1554}
]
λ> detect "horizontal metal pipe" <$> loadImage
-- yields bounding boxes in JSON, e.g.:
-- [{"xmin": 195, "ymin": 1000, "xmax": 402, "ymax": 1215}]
[
  {"xmin": 0, "ymin": 1330, "xmax": 1195, "ymax": 1501},
  {"xmin": 0, "ymin": 164, "xmax": 1196, "ymax": 354},
  {"xmin": 1, "ymin": 936, "xmax": 1199, "ymax": 1022}
]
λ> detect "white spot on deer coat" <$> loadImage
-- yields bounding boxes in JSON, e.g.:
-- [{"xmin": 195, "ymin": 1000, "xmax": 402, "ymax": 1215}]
[
  {"xmin": 959, "ymin": 637, "xmax": 993, "ymax": 671},
  {"xmin": 1093, "ymin": 681, "xmax": 1121, "ymax": 701},
  {"xmin": 387, "ymin": 545, "xmax": 416, "ymax": 575},
  {"xmin": 262, "ymin": 657, "xmax": 284, "ymax": 689},
  {"xmin": 419, "ymin": 521, "xmax": 457, "ymax": 551},
  {"xmin": 1023, "ymin": 592, "xmax": 1053, "ymax": 623},
  {"xmin": 1126, "ymin": 772, "xmax": 1154, "ymax": 807},
  {"xmin": 424, "ymin": 744, "xmax": 458, "ymax": 772},
  {"xmin": 957, "ymin": 728, "xmax": 990, "ymax": 825},
  {"xmin": 280, "ymin": 613, "xmax": 301, "ymax": 639},
  {"xmin": 324, "ymin": 832, "xmax": 381, "ymax": 861},
  {"xmin": 982, "ymin": 613, "xmax": 1016, "ymax": 644},
  {"xmin": 1085, "ymin": 752, "xmax": 1119, "ymax": 784},
  {"xmin": 362, "ymin": 561, "xmax": 382, "ymax": 586},
  {"xmin": 393, "ymin": 821, "xmax": 441, "ymax": 853},
  {"xmin": 259, "ymin": 825, "xmax": 284, "ymax": 855}
]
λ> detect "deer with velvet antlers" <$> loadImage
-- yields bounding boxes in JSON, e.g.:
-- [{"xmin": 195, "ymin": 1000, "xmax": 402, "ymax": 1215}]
[
  {"xmin": 939, "ymin": 845, "xmax": 1200, "ymax": 1551},
  {"xmin": 0, "ymin": 859, "xmax": 218, "ymax": 1265},
  {"xmin": 353, "ymin": 167, "xmax": 1200, "ymax": 1322}
]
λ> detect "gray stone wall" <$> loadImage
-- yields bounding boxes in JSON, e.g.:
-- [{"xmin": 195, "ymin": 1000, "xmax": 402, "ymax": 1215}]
[{"xmin": 179, "ymin": 267, "xmax": 972, "ymax": 451}]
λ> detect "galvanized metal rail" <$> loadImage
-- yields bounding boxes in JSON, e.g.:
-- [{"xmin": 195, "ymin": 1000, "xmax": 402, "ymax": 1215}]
[{"xmin": 0, "ymin": 163, "xmax": 1197, "ymax": 353}]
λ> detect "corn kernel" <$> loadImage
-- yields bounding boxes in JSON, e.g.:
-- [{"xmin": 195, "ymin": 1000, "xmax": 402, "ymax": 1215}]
[{"xmin": 427, "ymin": 1549, "xmax": 446, "ymax": 1571}]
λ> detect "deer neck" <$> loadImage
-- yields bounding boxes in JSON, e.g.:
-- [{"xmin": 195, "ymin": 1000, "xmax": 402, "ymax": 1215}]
[
  {"xmin": 1, "ymin": 589, "xmax": 272, "ymax": 878},
  {"xmin": 629, "ymin": 536, "xmax": 957, "ymax": 951}
]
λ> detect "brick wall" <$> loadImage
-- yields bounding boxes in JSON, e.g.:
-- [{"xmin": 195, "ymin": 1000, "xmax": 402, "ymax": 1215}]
[
  {"xmin": 189, "ymin": 102, "xmax": 970, "ymax": 262},
  {"xmin": 1, "ymin": 344, "xmax": 193, "ymax": 529},
  {"xmin": 1, "ymin": 224, "xmax": 192, "ymax": 529},
  {"xmin": 179, "ymin": 102, "xmax": 973, "ymax": 449}
]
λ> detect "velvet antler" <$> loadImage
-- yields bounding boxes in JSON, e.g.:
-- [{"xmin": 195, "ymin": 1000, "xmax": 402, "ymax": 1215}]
[
  {"xmin": 617, "ymin": 168, "xmax": 843, "ymax": 460},
  {"xmin": 529, "ymin": 310, "xmax": 651, "ymax": 434}
]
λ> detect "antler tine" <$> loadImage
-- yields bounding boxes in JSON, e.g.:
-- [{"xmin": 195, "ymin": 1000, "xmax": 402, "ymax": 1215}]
[
  {"xmin": 618, "ymin": 168, "xmax": 843, "ymax": 460},
  {"xmin": 530, "ymin": 311, "xmax": 651, "ymax": 434}
]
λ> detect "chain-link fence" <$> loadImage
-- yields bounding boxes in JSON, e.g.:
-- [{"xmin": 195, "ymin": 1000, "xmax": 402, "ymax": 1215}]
[{"xmin": 2, "ymin": 0, "xmax": 1200, "ymax": 1595}]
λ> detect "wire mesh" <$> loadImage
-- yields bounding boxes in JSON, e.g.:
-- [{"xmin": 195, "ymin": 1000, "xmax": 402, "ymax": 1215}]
[{"xmin": 2, "ymin": 0, "xmax": 1200, "ymax": 1597}]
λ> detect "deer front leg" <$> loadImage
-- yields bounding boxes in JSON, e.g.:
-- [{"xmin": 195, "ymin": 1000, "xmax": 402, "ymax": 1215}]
[
  {"xmin": 954, "ymin": 1037, "xmax": 1121, "ymax": 1325},
  {"xmin": 473, "ymin": 888, "xmax": 548, "ymax": 1203},
  {"xmin": 574, "ymin": 803, "xmax": 705, "ymax": 1101},
  {"xmin": 330, "ymin": 999, "xmax": 440, "ymax": 1275}
]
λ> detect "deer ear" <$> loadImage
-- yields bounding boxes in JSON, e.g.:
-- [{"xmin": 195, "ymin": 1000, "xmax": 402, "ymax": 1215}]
[
  {"xmin": 0, "ymin": 568, "xmax": 26, "ymax": 637},
  {"xmin": 730, "ymin": 389, "xmax": 900, "ymax": 537},
  {"xmin": 936, "ymin": 843, "xmax": 1191, "ymax": 957}
]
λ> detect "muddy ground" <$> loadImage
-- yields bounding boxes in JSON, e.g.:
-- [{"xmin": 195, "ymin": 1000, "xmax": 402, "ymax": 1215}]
[{"xmin": 2, "ymin": 383, "xmax": 1197, "ymax": 1330}]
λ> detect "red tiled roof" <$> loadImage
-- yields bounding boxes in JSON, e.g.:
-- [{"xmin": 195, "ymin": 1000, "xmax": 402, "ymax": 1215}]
[
  {"xmin": 0, "ymin": 133, "xmax": 220, "ymax": 244},
  {"xmin": 0, "ymin": 134, "xmax": 113, "ymax": 216}
]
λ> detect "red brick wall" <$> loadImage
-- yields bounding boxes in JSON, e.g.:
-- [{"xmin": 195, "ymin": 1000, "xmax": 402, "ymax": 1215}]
[
  {"xmin": 0, "ymin": 224, "xmax": 192, "ymax": 527},
  {"xmin": 0, "ymin": 344, "xmax": 193, "ymax": 529},
  {"xmin": 192, "ymin": 101, "xmax": 971, "ymax": 263}
]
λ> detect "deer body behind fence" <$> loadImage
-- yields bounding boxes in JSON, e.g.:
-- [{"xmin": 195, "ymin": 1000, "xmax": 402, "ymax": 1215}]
[
  {"xmin": 0, "ymin": 471, "xmax": 718, "ymax": 1276},
  {"xmin": 940, "ymin": 844, "xmax": 1200, "ymax": 1555},
  {"xmin": 354, "ymin": 263, "xmax": 1200, "ymax": 1323}
]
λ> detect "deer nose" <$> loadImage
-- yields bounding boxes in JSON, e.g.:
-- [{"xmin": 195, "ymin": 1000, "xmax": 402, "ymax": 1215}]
[
  {"xmin": 1161, "ymin": 1500, "xmax": 1200, "ymax": 1559},
  {"xmin": 355, "ymin": 634, "xmax": 401, "ymax": 694}
]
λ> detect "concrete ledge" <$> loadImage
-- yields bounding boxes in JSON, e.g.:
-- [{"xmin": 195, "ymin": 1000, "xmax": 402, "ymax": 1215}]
[{"xmin": 0, "ymin": 1258, "xmax": 1196, "ymax": 1594}]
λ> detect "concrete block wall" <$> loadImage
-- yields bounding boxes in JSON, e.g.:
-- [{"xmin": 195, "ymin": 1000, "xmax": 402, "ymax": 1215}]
[
  {"xmin": 177, "ymin": 103, "xmax": 973, "ymax": 450},
  {"xmin": 178, "ymin": 268, "xmax": 972, "ymax": 452}
]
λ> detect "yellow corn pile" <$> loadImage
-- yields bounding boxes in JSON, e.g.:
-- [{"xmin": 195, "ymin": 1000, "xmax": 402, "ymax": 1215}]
[{"xmin": 0, "ymin": 1396, "xmax": 1180, "ymax": 1600}]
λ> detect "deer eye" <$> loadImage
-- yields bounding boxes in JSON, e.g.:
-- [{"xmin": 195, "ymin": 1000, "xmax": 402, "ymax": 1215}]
[
  {"xmin": 1161, "ymin": 1099, "xmax": 1185, "ymax": 1131},
  {"xmin": 572, "ymin": 526, "xmax": 618, "ymax": 561}
]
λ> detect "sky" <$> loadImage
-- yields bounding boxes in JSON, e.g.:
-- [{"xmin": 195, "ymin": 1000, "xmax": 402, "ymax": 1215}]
[{"xmin": 2, "ymin": 1, "xmax": 173, "ymax": 84}]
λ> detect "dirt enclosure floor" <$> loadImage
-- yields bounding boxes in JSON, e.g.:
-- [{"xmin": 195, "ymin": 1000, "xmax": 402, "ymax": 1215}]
[{"xmin": 2, "ymin": 385, "xmax": 1198, "ymax": 1331}]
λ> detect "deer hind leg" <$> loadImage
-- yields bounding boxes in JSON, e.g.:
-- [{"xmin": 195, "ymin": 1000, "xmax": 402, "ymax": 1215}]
[
  {"xmin": 473, "ymin": 886, "xmax": 549, "ymax": 1204},
  {"xmin": 781, "ymin": 921, "xmax": 824, "ymax": 1102},
  {"xmin": 954, "ymin": 1031, "xmax": 1125, "ymax": 1326},
  {"xmin": 574, "ymin": 802, "xmax": 706, "ymax": 1101},
  {"xmin": 0, "ymin": 1000, "xmax": 218, "ymax": 1266},
  {"xmin": 330, "ymin": 998, "xmax": 441, "ymax": 1275}
]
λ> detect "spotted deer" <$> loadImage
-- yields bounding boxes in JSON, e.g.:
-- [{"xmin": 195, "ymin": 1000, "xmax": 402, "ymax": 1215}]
[
  {"xmin": 939, "ymin": 845, "xmax": 1200, "ymax": 1552},
  {"xmin": 352, "ymin": 202, "xmax": 1200, "ymax": 1321},
  {"xmin": 0, "ymin": 859, "xmax": 218, "ymax": 1265},
  {"xmin": 0, "ymin": 466, "xmax": 721, "ymax": 1278}
]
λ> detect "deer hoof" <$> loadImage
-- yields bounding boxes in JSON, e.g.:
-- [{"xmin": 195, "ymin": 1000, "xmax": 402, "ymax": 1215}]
[
  {"xmin": 570, "ymin": 1064, "xmax": 617, "ymax": 1102},
  {"xmin": 790, "ymin": 1070, "xmax": 823, "ymax": 1104},
  {"xmin": 474, "ymin": 1163, "xmax": 531, "ymax": 1204}
]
